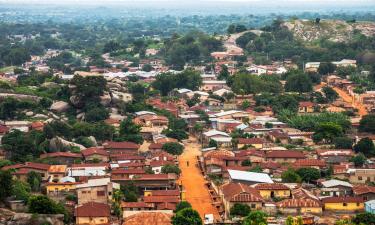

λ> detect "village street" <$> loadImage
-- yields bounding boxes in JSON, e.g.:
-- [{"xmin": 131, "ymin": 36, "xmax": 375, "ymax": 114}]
[{"xmin": 179, "ymin": 137, "xmax": 220, "ymax": 221}]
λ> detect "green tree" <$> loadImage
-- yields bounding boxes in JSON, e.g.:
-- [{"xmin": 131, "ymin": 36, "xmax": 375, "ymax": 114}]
[
  {"xmin": 208, "ymin": 139, "xmax": 218, "ymax": 148},
  {"xmin": 175, "ymin": 201, "xmax": 192, "ymax": 213},
  {"xmin": 350, "ymin": 153, "xmax": 367, "ymax": 167},
  {"xmin": 285, "ymin": 72, "xmax": 313, "ymax": 93},
  {"xmin": 230, "ymin": 203, "xmax": 251, "ymax": 217},
  {"xmin": 28, "ymin": 195, "xmax": 67, "ymax": 215},
  {"xmin": 85, "ymin": 107, "xmax": 109, "ymax": 122},
  {"xmin": 12, "ymin": 180, "xmax": 31, "ymax": 202},
  {"xmin": 0, "ymin": 170, "xmax": 13, "ymax": 201},
  {"xmin": 354, "ymin": 137, "xmax": 375, "ymax": 157},
  {"xmin": 281, "ymin": 168, "xmax": 302, "ymax": 183},
  {"xmin": 118, "ymin": 118, "xmax": 143, "ymax": 144},
  {"xmin": 172, "ymin": 208, "xmax": 202, "ymax": 225},
  {"xmin": 352, "ymin": 212, "xmax": 375, "ymax": 225},
  {"xmin": 241, "ymin": 159, "xmax": 252, "ymax": 167},
  {"xmin": 27, "ymin": 171, "xmax": 42, "ymax": 192},
  {"xmin": 142, "ymin": 64, "xmax": 153, "ymax": 72},
  {"xmin": 218, "ymin": 65, "xmax": 230, "ymax": 80},
  {"xmin": 161, "ymin": 164, "xmax": 181, "ymax": 175},
  {"xmin": 242, "ymin": 210, "xmax": 268, "ymax": 225},
  {"xmin": 312, "ymin": 122, "xmax": 344, "ymax": 144},
  {"xmin": 2, "ymin": 130, "xmax": 38, "ymax": 162},
  {"xmin": 318, "ymin": 62, "xmax": 336, "ymax": 75},
  {"xmin": 334, "ymin": 137, "xmax": 353, "ymax": 149},
  {"xmin": 162, "ymin": 142, "xmax": 184, "ymax": 155},
  {"xmin": 359, "ymin": 114, "xmax": 375, "ymax": 133},
  {"xmin": 322, "ymin": 86, "xmax": 339, "ymax": 102},
  {"xmin": 296, "ymin": 168, "xmax": 321, "ymax": 183}
]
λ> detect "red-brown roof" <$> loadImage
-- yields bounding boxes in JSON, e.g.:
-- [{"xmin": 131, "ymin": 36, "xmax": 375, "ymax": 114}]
[
  {"xmin": 294, "ymin": 159, "xmax": 327, "ymax": 168},
  {"xmin": 81, "ymin": 147, "xmax": 109, "ymax": 157},
  {"xmin": 149, "ymin": 143, "xmax": 163, "ymax": 150},
  {"xmin": 143, "ymin": 195, "xmax": 180, "ymax": 203},
  {"xmin": 353, "ymin": 185, "xmax": 375, "ymax": 195},
  {"xmin": 238, "ymin": 138, "xmax": 264, "ymax": 145},
  {"xmin": 111, "ymin": 169, "xmax": 146, "ymax": 174},
  {"xmin": 276, "ymin": 198, "xmax": 321, "ymax": 208},
  {"xmin": 3, "ymin": 162, "xmax": 50, "ymax": 171},
  {"xmin": 150, "ymin": 190, "xmax": 180, "ymax": 196},
  {"xmin": 104, "ymin": 141, "xmax": 140, "ymax": 150},
  {"xmin": 40, "ymin": 152, "xmax": 82, "ymax": 159},
  {"xmin": 0, "ymin": 125, "xmax": 9, "ymax": 134},
  {"xmin": 221, "ymin": 182, "xmax": 263, "ymax": 202},
  {"xmin": 122, "ymin": 212, "xmax": 172, "ymax": 225},
  {"xmin": 322, "ymin": 196, "xmax": 364, "ymax": 203},
  {"xmin": 299, "ymin": 101, "xmax": 315, "ymax": 107},
  {"xmin": 254, "ymin": 183, "xmax": 290, "ymax": 190},
  {"xmin": 121, "ymin": 201, "xmax": 153, "ymax": 208},
  {"xmin": 266, "ymin": 150, "xmax": 305, "ymax": 159},
  {"xmin": 75, "ymin": 202, "xmax": 110, "ymax": 217},
  {"xmin": 71, "ymin": 163, "xmax": 109, "ymax": 168}
]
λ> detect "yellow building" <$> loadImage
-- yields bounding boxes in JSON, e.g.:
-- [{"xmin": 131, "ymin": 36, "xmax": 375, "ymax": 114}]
[
  {"xmin": 46, "ymin": 182, "xmax": 80, "ymax": 196},
  {"xmin": 322, "ymin": 197, "xmax": 364, "ymax": 212},
  {"xmin": 75, "ymin": 202, "xmax": 110, "ymax": 225},
  {"xmin": 143, "ymin": 189, "xmax": 185, "ymax": 201},
  {"xmin": 254, "ymin": 183, "xmax": 291, "ymax": 200},
  {"xmin": 276, "ymin": 199, "xmax": 323, "ymax": 215}
]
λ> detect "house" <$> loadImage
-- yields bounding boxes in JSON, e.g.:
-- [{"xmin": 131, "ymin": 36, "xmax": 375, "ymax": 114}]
[
  {"xmin": 365, "ymin": 199, "xmax": 375, "ymax": 214},
  {"xmin": 111, "ymin": 169, "xmax": 146, "ymax": 180},
  {"xmin": 148, "ymin": 143, "xmax": 163, "ymax": 151},
  {"xmin": 322, "ymin": 196, "xmax": 364, "ymax": 212},
  {"xmin": 319, "ymin": 179, "xmax": 353, "ymax": 197},
  {"xmin": 298, "ymin": 101, "xmax": 315, "ymax": 113},
  {"xmin": 3, "ymin": 162, "xmax": 50, "ymax": 181},
  {"xmin": 134, "ymin": 114, "xmax": 169, "ymax": 128},
  {"xmin": 103, "ymin": 141, "xmax": 140, "ymax": 155},
  {"xmin": 204, "ymin": 150, "xmax": 246, "ymax": 176},
  {"xmin": 149, "ymin": 160, "xmax": 174, "ymax": 174},
  {"xmin": 353, "ymin": 185, "xmax": 375, "ymax": 201},
  {"xmin": 76, "ymin": 177, "xmax": 120, "ymax": 204},
  {"xmin": 237, "ymin": 138, "xmax": 264, "ymax": 149},
  {"xmin": 122, "ymin": 212, "xmax": 172, "ymax": 225},
  {"xmin": 317, "ymin": 149, "xmax": 354, "ymax": 164},
  {"xmin": 39, "ymin": 152, "xmax": 82, "ymax": 165},
  {"xmin": 228, "ymin": 169, "xmax": 273, "ymax": 185},
  {"xmin": 121, "ymin": 202, "xmax": 155, "ymax": 218},
  {"xmin": 30, "ymin": 121, "xmax": 44, "ymax": 131},
  {"xmin": 112, "ymin": 173, "xmax": 177, "ymax": 190},
  {"xmin": 143, "ymin": 195, "xmax": 180, "ymax": 211},
  {"xmin": 75, "ymin": 202, "xmax": 110, "ymax": 225},
  {"xmin": 348, "ymin": 168, "xmax": 375, "ymax": 184},
  {"xmin": 81, "ymin": 147, "xmax": 109, "ymax": 162},
  {"xmin": 220, "ymin": 182, "xmax": 264, "ymax": 219},
  {"xmin": 276, "ymin": 198, "xmax": 322, "ymax": 215},
  {"xmin": 265, "ymin": 150, "xmax": 305, "ymax": 164},
  {"xmin": 294, "ymin": 159, "xmax": 327, "ymax": 170},
  {"xmin": 67, "ymin": 163, "xmax": 109, "ymax": 177},
  {"xmin": 0, "ymin": 125, "xmax": 9, "ymax": 141},
  {"xmin": 46, "ymin": 176, "xmax": 80, "ymax": 198},
  {"xmin": 254, "ymin": 183, "xmax": 291, "ymax": 200},
  {"xmin": 201, "ymin": 80, "xmax": 228, "ymax": 92},
  {"xmin": 203, "ymin": 129, "xmax": 231, "ymax": 147},
  {"xmin": 48, "ymin": 165, "xmax": 67, "ymax": 182},
  {"xmin": 267, "ymin": 130, "xmax": 289, "ymax": 144}
]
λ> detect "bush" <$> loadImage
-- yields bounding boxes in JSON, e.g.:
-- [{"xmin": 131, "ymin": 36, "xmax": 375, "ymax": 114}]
[{"xmin": 162, "ymin": 142, "xmax": 184, "ymax": 155}]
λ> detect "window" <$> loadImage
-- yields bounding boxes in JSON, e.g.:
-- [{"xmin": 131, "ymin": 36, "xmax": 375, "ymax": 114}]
[
  {"xmin": 82, "ymin": 191, "xmax": 87, "ymax": 194},
  {"xmin": 97, "ymin": 191, "xmax": 105, "ymax": 196},
  {"xmin": 358, "ymin": 176, "xmax": 363, "ymax": 180},
  {"xmin": 357, "ymin": 203, "xmax": 360, "ymax": 206},
  {"xmin": 251, "ymin": 204, "xmax": 256, "ymax": 208},
  {"xmin": 343, "ymin": 203, "xmax": 347, "ymax": 206}
]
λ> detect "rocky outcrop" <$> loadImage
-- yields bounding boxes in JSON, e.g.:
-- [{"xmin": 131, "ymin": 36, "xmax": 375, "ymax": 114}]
[
  {"xmin": 3, "ymin": 213, "xmax": 64, "ymax": 225},
  {"xmin": 0, "ymin": 93, "xmax": 40, "ymax": 102},
  {"xmin": 49, "ymin": 136, "xmax": 86, "ymax": 152},
  {"xmin": 100, "ymin": 92, "xmax": 112, "ymax": 107},
  {"xmin": 50, "ymin": 101, "xmax": 70, "ymax": 113},
  {"xmin": 111, "ymin": 91, "xmax": 133, "ymax": 104}
]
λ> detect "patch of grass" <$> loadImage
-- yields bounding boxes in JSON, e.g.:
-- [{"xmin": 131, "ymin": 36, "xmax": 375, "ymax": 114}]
[{"xmin": 0, "ymin": 66, "xmax": 17, "ymax": 73}]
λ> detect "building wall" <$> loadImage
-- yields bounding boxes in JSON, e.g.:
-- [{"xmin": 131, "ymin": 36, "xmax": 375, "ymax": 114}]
[
  {"xmin": 324, "ymin": 202, "xmax": 364, "ymax": 211},
  {"xmin": 77, "ymin": 186, "xmax": 110, "ymax": 205},
  {"xmin": 258, "ymin": 190, "xmax": 290, "ymax": 200},
  {"xmin": 76, "ymin": 216, "xmax": 109, "ymax": 225},
  {"xmin": 46, "ymin": 184, "xmax": 76, "ymax": 195},
  {"xmin": 85, "ymin": 154, "xmax": 109, "ymax": 162}
]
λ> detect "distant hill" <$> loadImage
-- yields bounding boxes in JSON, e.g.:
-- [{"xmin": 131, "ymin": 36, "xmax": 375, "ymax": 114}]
[{"xmin": 283, "ymin": 19, "xmax": 375, "ymax": 42}]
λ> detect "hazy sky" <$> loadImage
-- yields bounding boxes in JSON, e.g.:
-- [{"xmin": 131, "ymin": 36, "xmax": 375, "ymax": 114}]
[{"xmin": 1, "ymin": 0, "xmax": 374, "ymax": 5}]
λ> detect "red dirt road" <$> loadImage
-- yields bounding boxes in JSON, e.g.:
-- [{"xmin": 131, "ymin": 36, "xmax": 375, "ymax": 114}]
[{"xmin": 178, "ymin": 137, "xmax": 220, "ymax": 221}]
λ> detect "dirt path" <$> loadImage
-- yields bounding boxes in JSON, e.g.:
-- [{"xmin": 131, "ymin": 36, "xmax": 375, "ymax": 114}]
[
  {"xmin": 179, "ymin": 137, "xmax": 220, "ymax": 221},
  {"xmin": 332, "ymin": 86, "xmax": 368, "ymax": 116}
]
